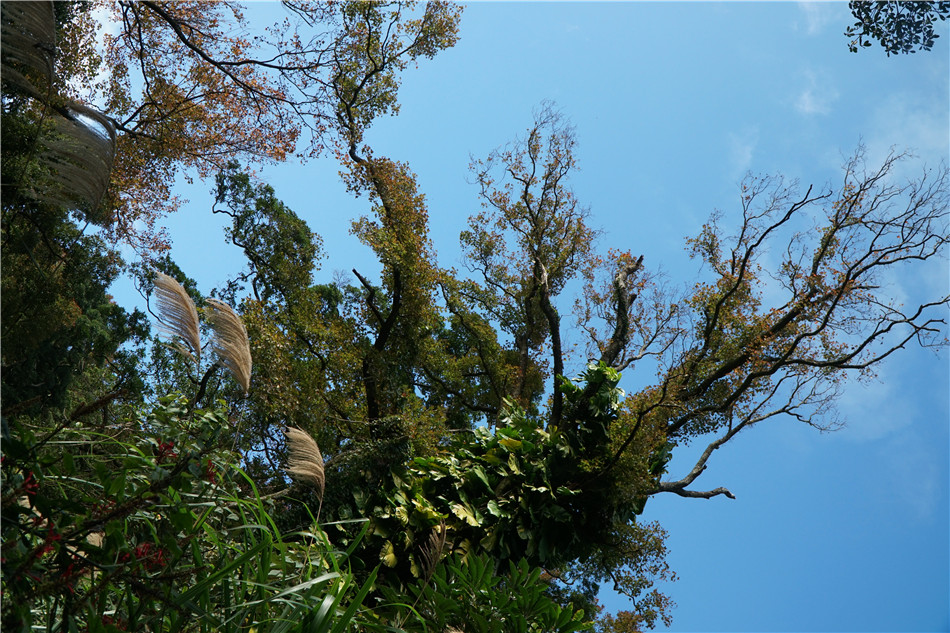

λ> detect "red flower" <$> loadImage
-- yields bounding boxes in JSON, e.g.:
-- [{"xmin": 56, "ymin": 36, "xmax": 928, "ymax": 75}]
[
  {"xmin": 22, "ymin": 472, "xmax": 39, "ymax": 499},
  {"xmin": 204, "ymin": 459, "xmax": 217, "ymax": 483},
  {"xmin": 133, "ymin": 542, "xmax": 168, "ymax": 571},
  {"xmin": 38, "ymin": 523, "xmax": 62, "ymax": 557},
  {"xmin": 45, "ymin": 524, "xmax": 61, "ymax": 542},
  {"xmin": 155, "ymin": 440, "xmax": 177, "ymax": 464},
  {"xmin": 100, "ymin": 614, "xmax": 128, "ymax": 631},
  {"xmin": 61, "ymin": 558, "xmax": 83, "ymax": 594}
]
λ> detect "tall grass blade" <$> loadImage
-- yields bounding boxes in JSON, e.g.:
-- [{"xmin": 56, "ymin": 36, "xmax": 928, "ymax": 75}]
[
  {"xmin": 1, "ymin": 1, "xmax": 55, "ymax": 98},
  {"xmin": 420, "ymin": 521, "xmax": 448, "ymax": 581},
  {"xmin": 31, "ymin": 102, "xmax": 116, "ymax": 218},
  {"xmin": 1, "ymin": 1, "xmax": 117, "ymax": 215}
]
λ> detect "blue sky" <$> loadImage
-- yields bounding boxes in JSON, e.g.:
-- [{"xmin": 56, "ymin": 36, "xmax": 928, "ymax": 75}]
[{"xmin": 110, "ymin": 3, "xmax": 949, "ymax": 631}]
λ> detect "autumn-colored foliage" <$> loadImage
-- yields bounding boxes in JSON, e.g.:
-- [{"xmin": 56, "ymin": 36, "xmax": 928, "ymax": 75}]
[
  {"xmin": 3, "ymin": 2, "xmax": 948, "ymax": 632},
  {"xmin": 50, "ymin": 1, "xmax": 461, "ymax": 255}
]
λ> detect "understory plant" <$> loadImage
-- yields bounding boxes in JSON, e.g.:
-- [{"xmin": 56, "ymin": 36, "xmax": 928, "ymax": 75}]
[{"xmin": 1, "ymin": 393, "xmax": 377, "ymax": 632}]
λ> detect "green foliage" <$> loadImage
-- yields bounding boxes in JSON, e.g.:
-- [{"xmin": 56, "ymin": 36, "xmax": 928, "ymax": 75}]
[
  {"xmin": 210, "ymin": 162, "xmax": 508, "ymax": 479},
  {"xmin": 559, "ymin": 362, "xmax": 623, "ymax": 454},
  {"xmin": 375, "ymin": 553, "xmax": 592, "ymax": 633},
  {"xmin": 357, "ymin": 362, "xmax": 663, "ymax": 618},
  {"xmin": 214, "ymin": 162, "xmax": 323, "ymax": 306},
  {"xmin": 1, "ymin": 12, "xmax": 145, "ymax": 417},
  {"xmin": 1, "ymin": 134, "xmax": 147, "ymax": 417},
  {"xmin": 463, "ymin": 104, "xmax": 599, "ymax": 418},
  {"xmin": 332, "ymin": 2, "xmax": 462, "ymax": 147},
  {"xmin": 566, "ymin": 521, "xmax": 676, "ymax": 631},
  {"xmin": 368, "ymin": 401, "xmax": 578, "ymax": 575},
  {"xmin": 1, "ymin": 395, "xmax": 377, "ymax": 633},
  {"xmin": 0, "ymin": 211, "xmax": 147, "ymax": 414},
  {"xmin": 3, "ymin": 3, "xmax": 643, "ymax": 631},
  {"xmin": 846, "ymin": 1, "xmax": 950, "ymax": 54},
  {"xmin": 24, "ymin": 4, "xmax": 946, "ymax": 631}
]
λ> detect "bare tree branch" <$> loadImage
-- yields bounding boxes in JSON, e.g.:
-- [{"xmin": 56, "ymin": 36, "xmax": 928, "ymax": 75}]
[
  {"xmin": 653, "ymin": 483, "xmax": 736, "ymax": 500},
  {"xmin": 590, "ymin": 148, "xmax": 949, "ymax": 499}
]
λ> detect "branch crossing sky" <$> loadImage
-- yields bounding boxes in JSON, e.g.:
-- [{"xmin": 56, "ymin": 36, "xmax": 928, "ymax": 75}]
[{"xmin": 109, "ymin": 4, "xmax": 949, "ymax": 630}]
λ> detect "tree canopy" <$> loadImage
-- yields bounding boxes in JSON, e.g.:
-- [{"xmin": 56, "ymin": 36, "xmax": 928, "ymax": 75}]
[
  {"xmin": 2, "ymin": 2, "xmax": 948, "ymax": 632},
  {"xmin": 846, "ymin": 1, "xmax": 950, "ymax": 55}
]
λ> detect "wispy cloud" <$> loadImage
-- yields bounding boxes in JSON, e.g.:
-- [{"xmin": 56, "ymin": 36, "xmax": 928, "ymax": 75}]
[
  {"xmin": 864, "ymin": 91, "xmax": 950, "ymax": 170},
  {"xmin": 795, "ymin": 69, "xmax": 839, "ymax": 116},
  {"xmin": 728, "ymin": 126, "xmax": 759, "ymax": 177},
  {"xmin": 836, "ymin": 365, "xmax": 908, "ymax": 442},
  {"xmin": 796, "ymin": 2, "xmax": 836, "ymax": 36}
]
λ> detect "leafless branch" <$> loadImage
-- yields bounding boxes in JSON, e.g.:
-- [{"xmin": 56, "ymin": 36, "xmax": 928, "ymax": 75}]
[
  {"xmin": 602, "ymin": 148, "xmax": 947, "ymax": 499},
  {"xmin": 653, "ymin": 483, "xmax": 736, "ymax": 500}
]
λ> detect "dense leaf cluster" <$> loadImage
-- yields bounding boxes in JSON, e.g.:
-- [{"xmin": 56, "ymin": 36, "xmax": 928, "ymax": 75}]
[
  {"xmin": 2, "ymin": 396, "xmax": 378, "ymax": 632},
  {"xmin": 365, "ymin": 363, "xmax": 624, "ymax": 573},
  {"xmin": 846, "ymin": 1, "xmax": 950, "ymax": 54},
  {"xmin": 3, "ymin": 2, "xmax": 947, "ymax": 632}
]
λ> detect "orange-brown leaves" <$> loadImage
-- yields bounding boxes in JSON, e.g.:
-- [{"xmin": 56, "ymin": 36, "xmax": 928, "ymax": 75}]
[
  {"xmin": 56, "ymin": 1, "xmax": 462, "ymax": 257},
  {"xmin": 573, "ymin": 249, "xmax": 677, "ymax": 372},
  {"xmin": 349, "ymin": 156, "xmax": 440, "ymax": 324},
  {"xmin": 463, "ymin": 104, "xmax": 597, "ymax": 376},
  {"xmin": 332, "ymin": 2, "xmax": 462, "ymax": 153},
  {"xmin": 458, "ymin": 104, "xmax": 606, "ymax": 417},
  {"xmin": 89, "ymin": 0, "xmax": 303, "ymax": 253},
  {"xmin": 659, "ymin": 149, "xmax": 948, "ymax": 439},
  {"xmin": 467, "ymin": 104, "xmax": 597, "ymax": 298}
]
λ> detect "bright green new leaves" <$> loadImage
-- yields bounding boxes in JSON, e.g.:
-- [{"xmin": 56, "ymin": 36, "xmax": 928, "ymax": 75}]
[{"xmin": 365, "ymin": 363, "xmax": 642, "ymax": 579}]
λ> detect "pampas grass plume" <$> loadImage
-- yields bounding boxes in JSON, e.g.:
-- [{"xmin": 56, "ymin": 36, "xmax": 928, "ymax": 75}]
[
  {"xmin": 205, "ymin": 298, "xmax": 252, "ymax": 393},
  {"xmin": 284, "ymin": 427, "xmax": 325, "ymax": 501},
  {"xmin": 153, "ymin": 272, "xmax": 201, "ymax": 364}
]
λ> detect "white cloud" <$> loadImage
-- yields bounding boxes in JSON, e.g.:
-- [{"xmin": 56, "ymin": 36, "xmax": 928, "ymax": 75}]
[
  {"xmin": 795, "ymin": 69, "xmax": 839, "ymax": 116},
  {"xmin": 864, "ymin": 92, "xmax": 950, "ymax": 171},
  {"xmin": 836, "ymin": 331, "xmax": 948, "ymax": 446},
  {"xmin": 879, "ymin": 428, "xmax": 944, "ymax": 521},
  {"xmin": 728, "ymin": 126, "xmax": 760, "ymax": 177},
  {"xmin": 836, "ymin": 366, "xmax": 909, "ymax": 442},
  {"xmin": 796, "ymin": 2, "xmax": 836, "ymax": 36}
]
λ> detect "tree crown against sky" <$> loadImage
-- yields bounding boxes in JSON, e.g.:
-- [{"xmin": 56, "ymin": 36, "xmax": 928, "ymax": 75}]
[{"xmin": 2, "ymin": 2, "xmax": 948, "ymax": 632}]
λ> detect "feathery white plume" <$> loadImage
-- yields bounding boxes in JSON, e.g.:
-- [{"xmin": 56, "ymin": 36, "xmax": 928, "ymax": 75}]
[
  {"xmin": 205, "ymin": 298, "xmax": 252, "ymax": 393},
  {"xmin": 153, "ymin": 272, "xmax": 201, "ymax": 364},
  {"xmin": 284, "ymin": 427, "xmax": 325, "ymax": 500}
]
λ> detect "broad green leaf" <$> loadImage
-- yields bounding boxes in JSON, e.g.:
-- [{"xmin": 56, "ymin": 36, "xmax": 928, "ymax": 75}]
[
  {"xmin": 451, "ymin": 502, "xmax": 479, "ymax": 526},
  {"xmin": 470, "ymin": 464, "xmax": 492, "ymax": 490},
  {"xmin": 498, "ymin": 436, "xmax": 522, "ymax": 451},
  {"xmin": 380, "ymin": 540, "xmax": 398, "ymax": 567}
]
